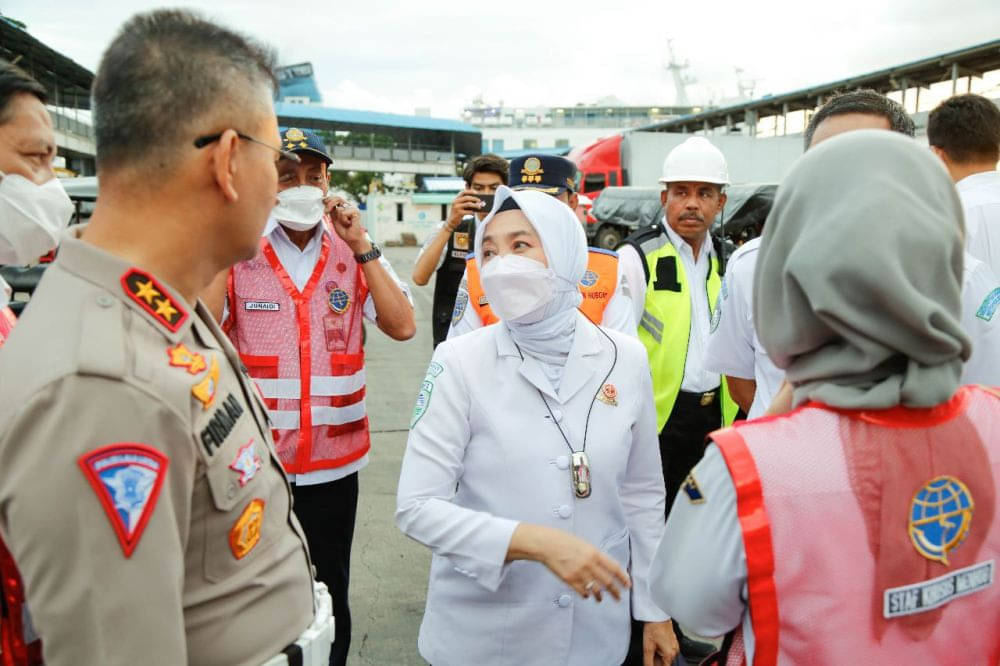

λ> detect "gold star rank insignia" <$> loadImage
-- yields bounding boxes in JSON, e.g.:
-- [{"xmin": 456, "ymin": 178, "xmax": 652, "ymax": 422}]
[
  {"xmin": 133, "ymin": 279, "xmax": 160, "ymax": 304},
  {"xmin": 121, "ymin": 268, "xmax": 188, "ymax": 333}
]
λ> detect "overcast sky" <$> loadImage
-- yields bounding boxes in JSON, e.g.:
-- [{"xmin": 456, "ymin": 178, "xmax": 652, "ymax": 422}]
[{"xmin": 7, "ymin": 0, "xmax": 1000, "ymax": 118}]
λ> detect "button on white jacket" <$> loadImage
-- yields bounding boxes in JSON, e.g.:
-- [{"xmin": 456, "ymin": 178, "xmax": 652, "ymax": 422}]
[{"xmin": 396, "ymin": 312, "xmax": 667, "ymax": 666}]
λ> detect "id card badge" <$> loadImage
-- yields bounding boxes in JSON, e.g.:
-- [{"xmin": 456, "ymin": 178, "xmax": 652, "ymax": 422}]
[
  {"xmin": 571, "ymin": 451, "xmax": 591, "ymax": 498},
  {"xmin": 323, "ymin": 313, "xmax": 348, "ymax": 353}
]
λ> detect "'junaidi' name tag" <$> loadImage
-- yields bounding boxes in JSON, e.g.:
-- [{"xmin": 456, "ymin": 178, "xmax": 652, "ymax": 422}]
[{"xmin": 245, "ymin": 301, "xmax": 280, "ymax": 311}]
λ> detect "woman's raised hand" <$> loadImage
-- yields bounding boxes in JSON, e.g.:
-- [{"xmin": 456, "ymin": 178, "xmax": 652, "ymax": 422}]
[{"xmin": 507, "ymin": 524, "xmax": 631, "ymax": 602}]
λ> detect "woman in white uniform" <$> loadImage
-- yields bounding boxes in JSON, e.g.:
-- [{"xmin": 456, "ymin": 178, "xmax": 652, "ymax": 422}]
[{"xmin": 396, "ymin": 186, "xmax": 676, "ymax": 666}]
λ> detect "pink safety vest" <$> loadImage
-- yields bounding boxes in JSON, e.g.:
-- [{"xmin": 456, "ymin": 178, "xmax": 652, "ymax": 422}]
[
  {"xmin": 0, "ymin": 307, "xmax": 14, "ymax": 347},
  {"xmin": 225, "ymin": 229, "xmax": 370, "ymax": 474},
  {"xmin": 711, "ymin": 385, "xmax": 1000, "ymax": 666}
]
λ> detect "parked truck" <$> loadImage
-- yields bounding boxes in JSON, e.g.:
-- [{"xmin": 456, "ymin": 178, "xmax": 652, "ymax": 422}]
[{"xmin": 570, "ymin": 131, "xmax": 799, "ymax": 248}]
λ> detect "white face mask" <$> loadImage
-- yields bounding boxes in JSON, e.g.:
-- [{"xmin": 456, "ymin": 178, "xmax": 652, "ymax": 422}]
[
  {"xmin": 0, "ymin": 172, "xmax": 74, "ymax": 265},
  {"xmin": 480, "ymin": 254, "xmax": 556, "ymax": 323},
  {"xmin": 273, "ymin": 185, "xmax": 325, "ymax": 231}
]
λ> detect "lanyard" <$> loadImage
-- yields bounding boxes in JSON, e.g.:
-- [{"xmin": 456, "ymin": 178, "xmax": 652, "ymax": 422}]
[{"xmin": 513, "ymin": 318, "xmax": 618, "ymax": 498}]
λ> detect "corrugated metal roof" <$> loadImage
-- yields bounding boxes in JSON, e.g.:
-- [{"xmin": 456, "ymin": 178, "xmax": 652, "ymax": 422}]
[
  {"xmin": 275, "ymin": 102, "xmax": 480, "ymax": 134},
  {"xmin": 495, "ymin": 146, "xmax": 572, "ymax": 159}
]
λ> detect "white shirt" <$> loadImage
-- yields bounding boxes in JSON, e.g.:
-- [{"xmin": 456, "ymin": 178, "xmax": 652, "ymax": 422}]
[
  {"xmin": 960, "ymin": 252, "xmax": 1000, "ymax": 385},
  {"xmin": 618, "ymin": 218, "xmax": 719, "ymax": 393},
  {"xmin": 650, "ymin": 444, "xmax": 755, "ymax": 660},
  {"xmin": 958, "ymin": 171, "xmax": 1000, "ymax": 276},
  {"xmin": 227, "ymin": 219, "xmax": 412, "ymax": 486},
  {"xmin": 397, "ymin": 314, "xmax": 667, "ymax": 665},
  {"xmin": 704, "ymin": 238, "xmax": 784, "ymax": 419},
  {"xmin": 0, "ymin": 275, "xmax": 10, "ymax": 310},
  {"xmin": 445, "ymin": 256, "xmax": 638, "ymax": 339}
]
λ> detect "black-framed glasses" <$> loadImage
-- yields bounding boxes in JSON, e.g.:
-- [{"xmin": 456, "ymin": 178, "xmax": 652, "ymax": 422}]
[{"xmin": 194, "ymin": 131, "xmax": 301, "ymax": 163}]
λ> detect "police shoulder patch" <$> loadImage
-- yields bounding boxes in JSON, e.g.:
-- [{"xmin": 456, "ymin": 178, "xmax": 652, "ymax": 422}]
[
  {"xmin": 78, "ymin": 443, "xmax": 169, "ymax": 557},
  {"xmin": 682, "ymin": 472, "xmax": 706, "ymax": 504},
  {"xmin": 976, "ymin": 287, "xmax": 1000, "ymax": 321}
]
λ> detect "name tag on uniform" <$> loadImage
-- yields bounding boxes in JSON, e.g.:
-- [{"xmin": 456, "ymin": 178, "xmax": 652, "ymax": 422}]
[
  {"xmin": 450, "ymin": 250, "xmax": 469, "ymax": 260},
  {"xmin": 244, "ymin": 301, "xmax": 280, "ymax": 311},
  {"xmin": 883, "ymin": 559, "xmax": 994, "ymax": 619}
]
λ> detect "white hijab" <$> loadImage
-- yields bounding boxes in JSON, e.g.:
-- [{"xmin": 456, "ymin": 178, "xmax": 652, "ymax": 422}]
[{"xmin": 474, "ymin": 186, "xmax": 587, "ymax": 389}]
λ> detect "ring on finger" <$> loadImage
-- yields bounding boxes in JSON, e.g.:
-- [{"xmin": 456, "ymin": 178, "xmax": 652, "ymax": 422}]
[{"xmin": 584, "ymin": 580, "xmax": 597, "ymax": 593}]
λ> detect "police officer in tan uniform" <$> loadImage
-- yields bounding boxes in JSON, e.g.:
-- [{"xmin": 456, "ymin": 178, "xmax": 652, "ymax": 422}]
[{"xmin": 0, "ymin": 11, "xmax": 329, "ymax": 665}]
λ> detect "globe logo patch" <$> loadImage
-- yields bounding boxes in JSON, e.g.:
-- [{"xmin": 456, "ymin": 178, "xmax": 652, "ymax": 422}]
[
  {"xmin": 580, "ymin": 270, "xmax": 599, "ymax": 287},
  {"xmin": 908, "ymin": 475, "xmax": 974, "ymax": 565},
  {"xmin": 328, "ymin": 288, "xmax": 351, "ymax": 314}
]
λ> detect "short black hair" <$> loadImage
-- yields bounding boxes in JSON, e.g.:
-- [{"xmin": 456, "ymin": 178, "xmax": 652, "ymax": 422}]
[
  {"xmin": 928, "ymin": 94, "xmax": 1000, "ymax": 165},
  {"xmin": 462, "ymin": 153, "xmax": 509, "ymax": 186},
  {"xmin": 92, "ymin": 9, "xmax": 277, "ymax": 173},
  {"xmin": 0, "ymin": 60, "xmax": 47, "ymax": 124},
  {"xmin": 804, "ymin": 89, "xmax": 915, "ymax": 149}
]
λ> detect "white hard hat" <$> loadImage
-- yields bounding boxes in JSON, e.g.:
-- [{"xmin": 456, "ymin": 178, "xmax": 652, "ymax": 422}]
[{"xmin": 659, "ymin": 136, "xmax": 730, "ymax": 185}]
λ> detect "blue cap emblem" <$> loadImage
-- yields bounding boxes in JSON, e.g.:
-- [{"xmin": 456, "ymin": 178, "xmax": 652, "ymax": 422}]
[
  {"xmin": 580, "ymin": 270, "xmax": 599, "ymax": 287},
  {"xmin": 329, "ymin": 288, "xmax": 351, "ymax": 314},
  {"xmin": 908, "ymin": 475, "xmax": 974, "ymax": 565}
]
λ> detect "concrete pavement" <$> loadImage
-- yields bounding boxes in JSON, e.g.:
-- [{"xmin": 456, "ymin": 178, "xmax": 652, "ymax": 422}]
[{"xmin": 348, "ymin": 246, "xmax": 432, "ymax": 665}]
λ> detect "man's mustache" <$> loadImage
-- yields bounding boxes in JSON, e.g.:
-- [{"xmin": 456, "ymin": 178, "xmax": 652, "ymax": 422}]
[{"xmin": 679, "ymin": 212, "xmax": 705, "ymax": 222}]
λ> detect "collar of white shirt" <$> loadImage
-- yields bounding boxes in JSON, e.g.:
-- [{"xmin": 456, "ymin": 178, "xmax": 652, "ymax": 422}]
[
  {"xmin": 660, "ymin": 216, "xmax": 713, "ymax": 266},
  {"xmin": 0, "ymin": 275, "xmax": 10, "ymax": 310},
  {"xmin": 956, "ymin": 170, "xmax": 1000, "ymax": 193},
  {"xmin": 495, "ymin": 312, "xmax": 607, "ymax": 403}
]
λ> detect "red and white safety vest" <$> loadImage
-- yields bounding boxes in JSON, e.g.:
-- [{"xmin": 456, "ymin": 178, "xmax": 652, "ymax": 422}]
[
  {"xmin": 225, "ymin": 230, "xmax": 370, "ymax": 474},
  {"xmin": 1, "ymin": 306, "xmax": 42, "ymax": 666},
  {"xmin": 712, "ymin": 385, "xmax": 1000, "ymax": 665}
]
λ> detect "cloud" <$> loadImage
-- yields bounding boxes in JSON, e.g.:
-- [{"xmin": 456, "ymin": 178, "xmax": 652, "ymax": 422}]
[{"xmin": 6, "ymin": 0, "xmax": 1000, "ymax": 119}]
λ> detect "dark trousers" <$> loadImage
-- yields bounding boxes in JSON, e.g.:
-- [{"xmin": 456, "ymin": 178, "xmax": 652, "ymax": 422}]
[
  {"xmin": 659, "ymin": 390, "xmax": 722, "ymax": 516},
  {"xmin": 291, "ymin": 473, "xmax": 359, "ymax": 666},
  {"xmin": 622, "ymin": 391, "xmax": 720, "ymax": 666}
]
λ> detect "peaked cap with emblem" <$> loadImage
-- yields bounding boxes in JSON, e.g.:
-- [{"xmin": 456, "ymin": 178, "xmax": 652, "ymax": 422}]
[
  {"xmin": 509, "ymin": 154, "xmax": 578, "ymax": 195},
  {"xmin": 280, "ymin": 127, "xmax": 332, "ymax": 165}
]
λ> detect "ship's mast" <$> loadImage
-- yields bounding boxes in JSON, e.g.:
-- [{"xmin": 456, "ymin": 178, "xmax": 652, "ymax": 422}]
[{"xmin": 665, "ymin": 40, "xmax": 695, "ymax": 107}]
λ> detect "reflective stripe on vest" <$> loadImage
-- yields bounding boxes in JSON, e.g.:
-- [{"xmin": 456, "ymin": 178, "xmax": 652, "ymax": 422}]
[
  {"xmin": 227, "ymin": 231, "xmax": 371, "ymax": 473},
  {"xmin": 636, "ymin": 230, "xmax": 737, "ymax": 430},
  {"xmin": 465, "ymin": 248, "xmax": 619, "ymax": 326}
]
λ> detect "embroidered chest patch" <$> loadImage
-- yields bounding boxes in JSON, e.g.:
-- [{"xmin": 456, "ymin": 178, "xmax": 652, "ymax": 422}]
[
  {"xmin": 580, "ymin": 270, "xmax": 599, "ymax": 287},
  {"xmin": 230, "ymin": 498, "xmax": 265, "ymax": 559},
  {"xmin": 329, "ymin": 288, "xmax": 351, "ymax": 314},
  {"xmin": 167, "ymin": 343, "xmax": 206, "ymax": 374},
  {"xmin": 908, "ymin": 475, "xmax": 974, "ymax": 565},
  {"xmin": 78, "ymin": 443, "xmax": 169, "ymax": 557},
  {"xmin": 229, "ymin": 439, "xmax": 263, "ymax": 487}
]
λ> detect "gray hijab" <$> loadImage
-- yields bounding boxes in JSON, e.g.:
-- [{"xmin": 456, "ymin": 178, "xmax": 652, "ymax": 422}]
[{"xmin": 753, "ymin": 130, "xmax": 970, "ymax": 409}]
